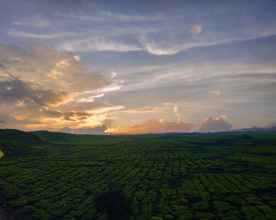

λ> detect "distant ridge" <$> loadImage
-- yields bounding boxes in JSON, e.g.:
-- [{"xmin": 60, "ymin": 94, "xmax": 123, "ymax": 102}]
[
  {"xmin": 0, "ymin": 124, "xmax": 275, "ymax": 138},
  {"xmin": 0, "ymin": 129, "xmax": 44, "ymax": 145},
  {"xmin": 0, "ymin": 129, "xmax": 46, "ymax": 157},
  {"xmin": 235, "ymin": 124, "xmax": 276, "ymax": 132},
  {"xmin": 0, "ymin": 126, "xmax": 275, "ymax": 159}
]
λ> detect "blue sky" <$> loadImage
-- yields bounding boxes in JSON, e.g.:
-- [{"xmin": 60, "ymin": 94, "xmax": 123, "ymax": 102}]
[{"xmin": 0, "ymin": 0, "xmax": 276, "ymax": 133}]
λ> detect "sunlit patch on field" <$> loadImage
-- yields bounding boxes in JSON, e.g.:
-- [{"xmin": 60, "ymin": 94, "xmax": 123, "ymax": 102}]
[{"xmin": 0, "ymin": 149, "xmax": 4, "ymax": 159}]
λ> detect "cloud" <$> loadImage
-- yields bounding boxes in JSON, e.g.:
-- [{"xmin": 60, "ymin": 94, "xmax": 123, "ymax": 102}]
[
  {"xmin": 58, "ymin": 32, "xmax": 223, "ymax": 56},
  {"xmin": 0, "ymin": 111, "xmax": 23, "ymax": 128},
  {"xmin": 106, "ymin": 119, "xmax": 194, "ymax": 134},
  {"xmin": 0, "ymin": 78, "xmax": 70, "ymax": 106},
  {"xmin": 106, "ymin": 111, "xmax": 233, "ymax": 135},
  {"xmin": 73, "ymin": 55, "xmax": 81, "ymax": 61},
  {"xmin": 16, "ymin": 104, "xmax": 121, "ymax": 131},
  {"xmin": 13, "ymin": 18, "xmax": 51, "ymax": 28},
  {"xmin": 118, "ymin": 107, "xmax": 160, "ymax": 114},
  {"xmin": 0, "ymin": 43, "xmax": 115, "ymax": 131},
  {"xmin": 139, "ymin": 38, "xmax": 215, "ymax": 56},
  {"xmin": 141, "ymin": 41, "xmax": 181, "ymax": 55},
  {"xmin": 173, "ymin": 105, "xmax": 182, "ymax": 123},
  {"xmin": 77, "ymin": 93, "xmax": 105, "ymax": 103},
  {"xmin": 60, "ymin": 38, "xmax": 141, "ymax": 53},
  {"xmin": 57, "ymin": 10, "xmax": 165, "ymax": 23},
  {"xmin": 0, "ymin": 115, "xmax": 6, "ymax": 124},
  {"xmin": 61, "ymin": 36, "xmax": 199, "ymax": 55},
  {"xmin": 62, "ymin": 111, "xmax": 91, "ymax": 122},
  {"xmin": 0, "ymin": 43, "xmax": 109, "ymax": 92},
  {"xmin": 87, "ymin": 106, "xmax": 125, "ymax": 115},
  {"xmin": 191, "ymin": 24, "xmax": 202, "ymax": 34},
  {"xmin": 8, "ymin": 30, "xmax": 78, "ymax": 39},
  {"xmin": 208, "ymin": 90, "xmax": 223, "ymax": 97},
  {"xmin": 199, "ymin": 116, "xmax": 232, "ymax": 132},
  {"xmin": 77, "ymin": 83, "xmax": 122, "ymax": 103},
  {"xmin": 61, "ymin": 125, "xmax": 107, "ymax": 135}
]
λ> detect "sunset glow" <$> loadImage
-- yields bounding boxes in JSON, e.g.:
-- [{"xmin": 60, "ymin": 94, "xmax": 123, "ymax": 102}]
[{"xmin": 1, "ymin": 0, "xmax": 276, "ymax": 134}]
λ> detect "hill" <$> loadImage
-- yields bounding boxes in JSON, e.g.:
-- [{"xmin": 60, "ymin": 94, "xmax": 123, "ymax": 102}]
[
  {"xmin": 0, "ymin": 129, "xmax": 46, "ymax": 157},
  {"xmin": 0, "ymin": 129, "xmax": 276, "ymax": 219}
]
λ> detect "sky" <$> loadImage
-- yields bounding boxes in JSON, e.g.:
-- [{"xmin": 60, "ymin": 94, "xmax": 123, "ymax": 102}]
[{"xmin": 0, "ymin": 0, "xmax": 276, "ymax": 134}]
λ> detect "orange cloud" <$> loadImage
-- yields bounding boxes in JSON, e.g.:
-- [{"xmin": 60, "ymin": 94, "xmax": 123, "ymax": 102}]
[
  {"xmin": 106, "ymin": 119, "xmax": 194, "ymax": 134},
  {"xmin": 0, "ymin": 43, "xmax": 113, "ymax": 130},
  {"xmin": 191, "ymin": 24, "xmax": 202, "ymax": 34}
]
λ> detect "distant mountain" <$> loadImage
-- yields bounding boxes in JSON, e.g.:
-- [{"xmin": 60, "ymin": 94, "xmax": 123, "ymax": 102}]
[
  {"xmin": 235, "ymin": 124, "xmax": 276, "ymax": 132},
  {"xmin": 267, "ymin": 123, "xmax": 276, "ymax": 130},
  {"xmin": 32, "ymin": 130, "xmax": 83, "ymax": 144},
  {"xmin": 0, "ymin": 129, "xmax": 46, "ymax": 157},
  {"xmin": 0, "ymin": 129, "xmax": 44, "ymax": 145}
]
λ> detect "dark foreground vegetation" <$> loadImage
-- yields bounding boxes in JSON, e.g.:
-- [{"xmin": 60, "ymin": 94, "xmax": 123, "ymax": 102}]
[{"xmin": 0, "ymin": 129, "xmax": 276, "ymax": 220}]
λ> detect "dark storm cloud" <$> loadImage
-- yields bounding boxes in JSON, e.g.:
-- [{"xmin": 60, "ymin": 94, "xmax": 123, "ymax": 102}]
[
  {"xmin": 63, "ymin": 111, "xmax": 91, "ymax": 121},
  {"xmin": 0, "ymin": 78, "xmax": 68, "ymax": 106}
]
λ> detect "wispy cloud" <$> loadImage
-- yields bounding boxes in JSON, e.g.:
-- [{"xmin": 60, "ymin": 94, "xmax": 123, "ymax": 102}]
[
  {"xmin": 57, "ymin": 10, "xmax": 165, "ymax": 23},
  {"xmin": 208, "ymin": 90, "xmax": 223, "ymax": 97},
  {"xmin": 59, "ymin": 36, "xmax": 209, "ymax": 55},
  {"xmin": 59, "ymin": 34, "xmax": 265, "ymax": 56},
  {"xmin": 76, "ymin": 82, "xmax": 122, "ymax": 103},
  {"xmin": 13, "ymin": 19, "xmax": 51, "ymax": 28},
  {"xmin": 60, "ymin": 37, "xmax": 141, "ymax": 53},
  {"xmin": 8, "ymin": 30, "xmax": 79, "ymax": 39}
]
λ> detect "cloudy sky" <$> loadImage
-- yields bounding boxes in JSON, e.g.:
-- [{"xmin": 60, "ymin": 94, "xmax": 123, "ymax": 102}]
[{"xmin": 0, "ymin": 0, "xmax": 276, "ymax": 134}]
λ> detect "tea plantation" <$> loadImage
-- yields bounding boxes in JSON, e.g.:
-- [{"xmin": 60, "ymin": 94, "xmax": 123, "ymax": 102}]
[{"xmin": 0, "ymin": 129, "xmax": 276, "ymax": 220}]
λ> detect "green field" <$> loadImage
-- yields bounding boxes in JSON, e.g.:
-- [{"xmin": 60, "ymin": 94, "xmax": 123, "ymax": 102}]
[{"xmin": 0, "ymin": 129, "xmax": 276, "ymax": 220}]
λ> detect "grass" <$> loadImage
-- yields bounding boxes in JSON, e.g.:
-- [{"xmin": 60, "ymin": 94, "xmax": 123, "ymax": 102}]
[{"xmin": 0, "ymin": 129, "xmax": 276, "ymax": 220}]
